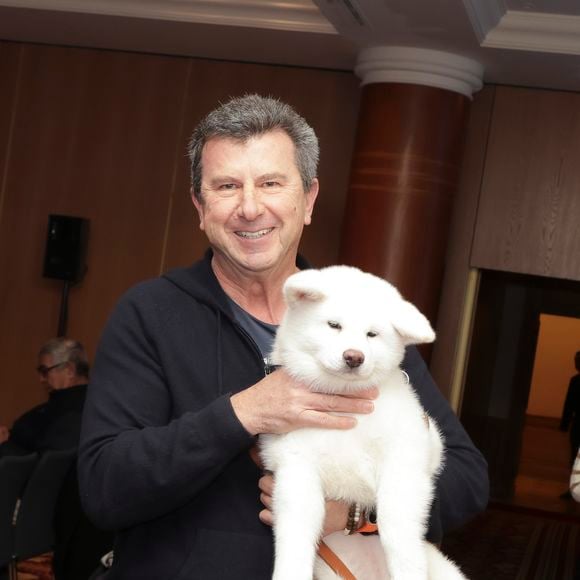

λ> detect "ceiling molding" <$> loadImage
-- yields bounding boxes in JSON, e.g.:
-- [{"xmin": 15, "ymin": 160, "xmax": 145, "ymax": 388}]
[
  {"xmin": 0, "ymin": 0, "xmax": 337, "ymax": 34},
  {"xmin": 461, "ymin": 0, "xmax": 507, "ymax": 43},
  {"xmin": 355, "ymin": 46, "xmax": 484, "ymax": 99},
  {"xmin": 483, "ymin": 10, "xmax": 580, "ymax": 55}
]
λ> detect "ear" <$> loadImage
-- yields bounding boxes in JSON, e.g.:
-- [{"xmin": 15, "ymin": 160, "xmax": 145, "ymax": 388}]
[
  {"xmin": 191, "ymin": 188, "xmax": 205, "ymax": 231},
  {"xmin": 391, "ymin": 300, "xmax": 436, "ymax": 345},
  {"xmin": 283, "ymin": 269, "xmax": 327, "ymax": 307},
  {"xmin": 303, "ymin": 178, "xmax": 319, "ymax": 226}
]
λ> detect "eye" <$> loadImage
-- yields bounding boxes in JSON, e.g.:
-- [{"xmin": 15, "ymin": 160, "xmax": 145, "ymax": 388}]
[
  {"xmin": 218, "ymin": 183, "xmax": 238, "ymax": 191},
  {"xmin": 263, "ymin": 180, "xmax": 280, "ymax": 188},
  {"xmin": 328, "ymin": 321, "xmax": 342, "ymax": 331},
  {"xmin": 367, "ymin": 330, "xmax": 378, "ymax": 338}
]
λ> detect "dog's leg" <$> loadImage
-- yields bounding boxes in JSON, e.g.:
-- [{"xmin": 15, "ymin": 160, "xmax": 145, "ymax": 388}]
[
  {"xmin": 272, "ymin": 460, "xmax": 325, "ymax": 580},
  {"xmin": 376, "ymin": 452, "xmax": 432, "ymax": 580}
]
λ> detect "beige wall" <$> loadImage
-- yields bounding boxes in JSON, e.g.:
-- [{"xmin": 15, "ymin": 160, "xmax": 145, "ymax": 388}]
[
  {"xmin": 0, "ymin": 40, "xmax": 360, "ymax": 426},
  {"xmin": 527, "ymin": 314, "xmax": 580, "ymax": 418}
]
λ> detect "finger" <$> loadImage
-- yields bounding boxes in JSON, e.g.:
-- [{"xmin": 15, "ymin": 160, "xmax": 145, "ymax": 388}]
[
  {"xmin": 311, "ymin": 394, "xmax": 374, "ymax": 415},
  {"xmin": 248, "ymin": 444, "xmax": 263, "ymax": 467},
  {"xmin": 343, "ymin": 386, "xmax": 380, "ymax": 400},
  {"xmin": 258, "ymin": 476, "xmax": 274, "ymax": 496},
  {"xmin": 260, "ymin": 492, "xmax": 273, "ymax": 510},
  {"xmin": 259, "ymin": 508, "xmax": 273, "ymax": 526},
  {"xmin": 299, "ymin": 410, "xmax": 357, "ymax": 430}
]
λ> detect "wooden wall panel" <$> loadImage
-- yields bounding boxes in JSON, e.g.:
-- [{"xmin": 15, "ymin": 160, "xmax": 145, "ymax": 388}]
[
  {"xmin": 162, "ymin": 59, "xmax": 360, "ymax": 272},
  {"xmin": 0, "ymin": 43, "xmax": 191, "ymax": 424},
  {"xmin": 0, "ymin": 42, "xmax": 22, "ymax": 211},
  {"xmin": 471, "ymin": 86, "xmax": 580, "ymax": 280}
]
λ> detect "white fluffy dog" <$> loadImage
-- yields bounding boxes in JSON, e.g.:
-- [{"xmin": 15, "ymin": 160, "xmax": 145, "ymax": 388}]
[{"xmin": 260, "ymin": 266, "xmax": 466, "ymax": 580}]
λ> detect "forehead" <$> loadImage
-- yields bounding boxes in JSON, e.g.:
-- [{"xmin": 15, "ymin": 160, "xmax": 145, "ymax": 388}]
[{"xmin": 201, "ymin": 130, "xmax": 298, "ymax": 174}]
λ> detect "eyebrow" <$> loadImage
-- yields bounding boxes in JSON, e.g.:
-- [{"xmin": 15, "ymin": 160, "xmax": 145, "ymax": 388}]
[
  {"xmin": 258, "ymin": 172, "xmax": 287, "ymax": 182},
  {"xmin": 207, "ymin": 176, "xmax": 240, "ymax": 188},
  {"xmin": 207, "ymin": 172, "xmax": 288, "ymax": 187}
]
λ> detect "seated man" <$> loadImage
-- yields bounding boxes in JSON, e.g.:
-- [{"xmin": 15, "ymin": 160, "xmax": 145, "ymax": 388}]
[
  {"xmin": 0, "ymin": 337, "xmax": 89, "ymax": 456},
  {"xmin": 0, "ymin": 337, "xmax": 112, "ymax": 580}
]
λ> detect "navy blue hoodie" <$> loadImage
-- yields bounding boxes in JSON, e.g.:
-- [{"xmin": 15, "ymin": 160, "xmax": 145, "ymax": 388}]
[{"xmin": 78, "ymin": 250, "xmax": 488, "ymax": 579}]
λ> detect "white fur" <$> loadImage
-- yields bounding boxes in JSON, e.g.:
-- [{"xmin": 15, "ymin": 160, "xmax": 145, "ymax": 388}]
[{"xmin": 260, "ymin": 266, "xmax": 466, "ymax": 580}]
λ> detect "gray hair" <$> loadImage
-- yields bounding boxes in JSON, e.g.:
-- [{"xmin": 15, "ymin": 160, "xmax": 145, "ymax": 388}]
[
  {"xmin": 39, "ymin": 337, "xmax": 90, "ymax": 378},
  {"xmin": 188, "ymin": 94, "xmax": 319, "ymax": 200}
]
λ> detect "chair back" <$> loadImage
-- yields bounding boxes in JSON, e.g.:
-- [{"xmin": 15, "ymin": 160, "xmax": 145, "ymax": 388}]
[
  {"xmin": 0, "ymin": 453, "xmax": 38, "ymax": 567},
  {"xmin": 13, "ymin": 448, "xmax": 77, "ymax": 561}
]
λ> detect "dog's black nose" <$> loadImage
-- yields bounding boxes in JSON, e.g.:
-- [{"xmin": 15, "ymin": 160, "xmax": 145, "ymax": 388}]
[{"xmin": 343, "ymin": 349, "xmax": 364, "ymax": 368}]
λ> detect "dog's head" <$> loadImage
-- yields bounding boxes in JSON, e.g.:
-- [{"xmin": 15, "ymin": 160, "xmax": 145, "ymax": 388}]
[{"xmin": 271, "ymin": 266, "xmax": 435, "ymax": 393}]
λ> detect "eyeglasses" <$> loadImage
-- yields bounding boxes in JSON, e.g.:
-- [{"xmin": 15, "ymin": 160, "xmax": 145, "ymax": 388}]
[{"xmin": 36, "ymin": 362, "xmax": 68, "ymax": 377}]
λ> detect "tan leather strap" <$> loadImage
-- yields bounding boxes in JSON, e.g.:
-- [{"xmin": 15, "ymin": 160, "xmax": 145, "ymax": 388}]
[{"xmin": 318, "ymin": 540, "xmax": 357, "ymax": 580}]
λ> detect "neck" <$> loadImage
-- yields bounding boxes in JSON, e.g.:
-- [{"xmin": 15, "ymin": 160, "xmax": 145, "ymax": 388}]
[{"xmin": 211, "ymin": 256, "xmax": 296, "ymax": 324}]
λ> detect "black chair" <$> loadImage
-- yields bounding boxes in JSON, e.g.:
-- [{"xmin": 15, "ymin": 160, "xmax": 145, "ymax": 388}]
[
  {"xmin": 0, "ymin": 453, "xmax": 39, "ymax": 580},
  {"xmin": 13, "ymin": 448, "xmax": 77, "ymax": 563}
]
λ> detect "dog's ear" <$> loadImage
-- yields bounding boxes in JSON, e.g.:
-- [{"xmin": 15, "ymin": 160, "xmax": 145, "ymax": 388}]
[
  {"xmin": 391, "ymin": 300, "xmax": 436, "ymax": 345},
  {"xmin": 283, "ymin": 270, "xmax": 327, "ymax": 307}
]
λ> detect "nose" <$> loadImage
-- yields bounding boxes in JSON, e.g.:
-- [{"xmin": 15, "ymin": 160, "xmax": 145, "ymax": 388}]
[
  {"xmin": 238, "ymin": 186, "xmax": 264, "ymax": 221},
  {"xmin": 343, "ymin": 349, "xmax": 365, "ymax": 368}
]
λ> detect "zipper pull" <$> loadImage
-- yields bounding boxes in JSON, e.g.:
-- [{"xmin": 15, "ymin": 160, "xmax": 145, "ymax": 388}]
[{"xmin": 263, "ymin": 356, "xmax": 280, "ymax": 376}]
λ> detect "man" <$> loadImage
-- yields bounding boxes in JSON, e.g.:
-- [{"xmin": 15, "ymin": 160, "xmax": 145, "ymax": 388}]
[
  {"xmin": 0, "ymin": 337, "xmax": 89, "ymax": 456},
  {"xmin": 78, "ymin": 94, "xmax": 488, "ymax": 579}
]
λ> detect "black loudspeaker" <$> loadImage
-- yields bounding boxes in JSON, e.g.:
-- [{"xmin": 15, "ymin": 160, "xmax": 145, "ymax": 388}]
[{"xmin": 43, "ymin": 214, "xmax": 89, "ymax": 282}]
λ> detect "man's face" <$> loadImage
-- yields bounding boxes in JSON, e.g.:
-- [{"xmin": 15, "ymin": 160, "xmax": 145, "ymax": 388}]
[
  {"xmin": 192, "ymin": 130, "xmax": 318, "ymax": 277},
  {"xmin": 37, "ymin": 354, "xmax": 72, "ymax": 393}
]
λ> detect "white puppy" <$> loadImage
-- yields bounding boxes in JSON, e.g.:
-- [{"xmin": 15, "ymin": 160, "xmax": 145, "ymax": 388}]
[{"xmin": 260, "ymin": 266, "xmax": 466, "ymax": 580}]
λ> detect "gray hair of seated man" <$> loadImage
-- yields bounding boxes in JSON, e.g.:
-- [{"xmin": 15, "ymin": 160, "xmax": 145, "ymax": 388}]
[{"xmin": 39, "ymin": 337, "xmax": 90, "ymax": 378}]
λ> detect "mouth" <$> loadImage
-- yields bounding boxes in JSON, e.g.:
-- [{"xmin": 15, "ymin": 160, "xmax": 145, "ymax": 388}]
[{"xmin": 235, "ymin": 227, "xmax": 274, "ymax": 240}]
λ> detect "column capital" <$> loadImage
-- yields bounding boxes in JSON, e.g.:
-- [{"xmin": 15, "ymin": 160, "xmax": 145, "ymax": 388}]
[{"xmin": 355, "ymin": 46, "xmax": 484, "ymax": 99}]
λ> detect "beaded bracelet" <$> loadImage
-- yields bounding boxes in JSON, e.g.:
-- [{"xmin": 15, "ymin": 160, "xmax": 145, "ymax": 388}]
[{"xmin": 343, "ymin": 502, "xmax": 362, "ymax": 535}]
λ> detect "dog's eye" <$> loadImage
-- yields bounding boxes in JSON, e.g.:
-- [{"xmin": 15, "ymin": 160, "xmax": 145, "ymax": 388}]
[
  {"xmin": 367, "ymin": 331, "xmax": 378, "ymax": 338},
  {"xmin": 328, "ymin": 321, "xmax": 342, "ymax": 330}
]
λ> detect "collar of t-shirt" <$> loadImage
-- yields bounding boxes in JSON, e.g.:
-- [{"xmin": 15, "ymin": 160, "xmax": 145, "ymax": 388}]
[{"xmin": 226, "ymin": 295, "xmax": 278, "ymax": 371}]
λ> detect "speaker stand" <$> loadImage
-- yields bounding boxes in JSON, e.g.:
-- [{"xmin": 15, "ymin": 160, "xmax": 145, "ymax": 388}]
[{"xmin": 57, "ymin": 280, "xmax": 70, "ymax": 337}]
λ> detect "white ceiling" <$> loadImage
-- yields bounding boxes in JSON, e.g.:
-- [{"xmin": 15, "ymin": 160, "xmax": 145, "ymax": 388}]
[{"xmin": 0, "ymin": 0, "xmax": 579, "ymax": 92}]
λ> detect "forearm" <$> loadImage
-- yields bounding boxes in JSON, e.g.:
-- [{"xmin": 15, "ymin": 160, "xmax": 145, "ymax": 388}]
[{"xmin": 79, "ymin": 393, "xmax": 254, "ymax": 530}]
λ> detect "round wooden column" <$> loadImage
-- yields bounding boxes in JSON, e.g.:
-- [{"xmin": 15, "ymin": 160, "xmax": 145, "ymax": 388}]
[{"xmin": 339, "ymin": 47, "xmax": 483, "ymax": 334}]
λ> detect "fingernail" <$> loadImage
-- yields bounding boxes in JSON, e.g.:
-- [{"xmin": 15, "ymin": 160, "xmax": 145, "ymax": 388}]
[{"xmin": 362, "ymin": 401, "xmax": 374, "ymax": 412}]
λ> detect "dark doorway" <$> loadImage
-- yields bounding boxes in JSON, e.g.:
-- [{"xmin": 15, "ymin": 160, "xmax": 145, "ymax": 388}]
[{"xmin": 460, "ymin": 269, "xmax": 580, "ymax": 511}]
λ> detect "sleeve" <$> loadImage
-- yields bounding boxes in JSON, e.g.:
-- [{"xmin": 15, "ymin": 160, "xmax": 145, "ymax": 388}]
[
  {"xmin": 402, "ymin": 347, "xmax": 489, "ymax": 538},
  {"xmin": 77, "ymin": 287, "xmax": 255, "ymax": 531}
]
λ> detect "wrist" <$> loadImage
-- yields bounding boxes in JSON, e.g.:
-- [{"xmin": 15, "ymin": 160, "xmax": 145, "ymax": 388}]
[{"xmin": 344, "ymin": 503, "xmax": 378, "ymax": 535}]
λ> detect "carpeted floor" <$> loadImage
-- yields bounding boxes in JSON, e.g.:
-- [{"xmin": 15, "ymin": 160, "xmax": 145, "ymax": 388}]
[
  {"xmin": 443, "ymin": 504, "xmax": 580, "ymax": 580},
  {"xmin": 12, "ymin": 506, "xmax": 580, "ymax": 579},
  {"xmin": 13, "ymin": 554, "xmax": 54, "ymax": 580}
]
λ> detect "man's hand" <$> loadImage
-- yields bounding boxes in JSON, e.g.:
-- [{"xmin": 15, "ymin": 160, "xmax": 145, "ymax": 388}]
[
  {"xmin": 258, "ymin": 472, "xmax": 349, "ymax": 537},
  {"xmin": 0, "ymin": 425, "xmax": 9, "ymax": 444},
  {"xmin": 231, "ymin": 369, "xmax": 378, "ymax": 436}
]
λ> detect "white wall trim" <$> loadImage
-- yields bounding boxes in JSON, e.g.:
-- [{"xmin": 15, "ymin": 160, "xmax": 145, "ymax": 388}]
[
  {"xmin": 461, "ymin": 0, "xmax": 507, "ymax": 43},
  {"xmin": 355, "ymin": 46, "xmax": 484, "ymax": 99},
  {"xmin": 0, "ymin": 0, "xmax": 337, "ymax": 34},
  {"xmin": 483, "ymin": 10, "xmax": 580, "ymax": 56}
]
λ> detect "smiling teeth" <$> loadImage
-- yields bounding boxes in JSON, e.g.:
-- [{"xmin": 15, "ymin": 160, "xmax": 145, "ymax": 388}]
[{"xmin": 236, "ymin": 228, "xmax": 273, "ymax": 239}]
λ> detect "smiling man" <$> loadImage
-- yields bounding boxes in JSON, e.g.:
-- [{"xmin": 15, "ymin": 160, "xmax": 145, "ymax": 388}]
[{"xmin": 78, "ymin": 95, "xmax": 488, "ymax": 579}]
